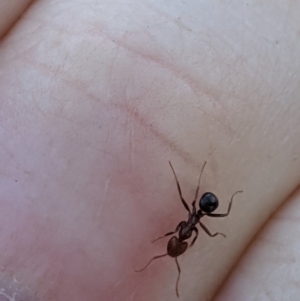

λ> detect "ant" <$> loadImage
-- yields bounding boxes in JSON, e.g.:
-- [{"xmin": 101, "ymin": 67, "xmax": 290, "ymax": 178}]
[{"xmin": 135, "ymin": 161, "xmax": 243, "ymax": 297}]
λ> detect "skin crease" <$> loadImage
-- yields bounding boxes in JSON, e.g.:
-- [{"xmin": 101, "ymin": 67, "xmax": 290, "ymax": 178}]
[
  {"xmin": 0, "ymin": 1, "xmax": 299, "ymax": 301},
  {"xmin": 215, "ymin": 186, "xmax": 300, "ymax": 301},
  {"xmin": 0, "ymin": 0, "xmax": 35, "ymax": 39}
]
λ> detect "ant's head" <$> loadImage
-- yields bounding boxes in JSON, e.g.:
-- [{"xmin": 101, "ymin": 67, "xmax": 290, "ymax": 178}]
[{"xmin": 199, "ymin": 192, "xmax": 219, "ymax": 213}]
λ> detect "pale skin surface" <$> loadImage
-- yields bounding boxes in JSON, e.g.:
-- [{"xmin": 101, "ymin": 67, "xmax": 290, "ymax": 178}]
[
  {"xmin": 215, "ymin": 187, "xmax": 300, "ymax": 301},
  {"xmin": 0, "ymin": 1, "xmax": 300, "ymax": 301}
]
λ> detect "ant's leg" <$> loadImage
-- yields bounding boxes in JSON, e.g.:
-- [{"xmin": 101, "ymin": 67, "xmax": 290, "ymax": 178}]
[
  {"xmin": 199, "ymin": 221, "xmax": 226, "ymax": 238},
  {"xmin": 190, "ymin": 227, "xmax": 199, "ymax": 247},
  {"xmin": 206, "ymin": 190, "xmax": 243, "ymax": 218},
  {"xmin": 192, "ymin": 161, "xmax": 207, "ymax": 213},
  {"xmin": 134, "ymin": 253, "xmax": 168, "ymax": 272},
  {"xmin": 175, "ymin": 257, "xmax": 181, "ymax": 297},
  {"xmin": 191, "ymin": 200, "xmax": 196, "ymax": 214},
  {"xmin": 152, "ymin": 221, "xmax": 186, "ymax": 243},
  {"xmin": 169, "ymin": 161, "xmax": 191, "ymax": 214}
]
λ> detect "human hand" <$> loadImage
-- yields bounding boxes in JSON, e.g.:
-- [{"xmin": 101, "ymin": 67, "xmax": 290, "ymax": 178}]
[{"xmin": 0, "ymin": 1, "xmax": 300, "ymax": 301}]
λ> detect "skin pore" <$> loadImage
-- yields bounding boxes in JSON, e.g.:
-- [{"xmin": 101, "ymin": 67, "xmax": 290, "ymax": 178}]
[{"xmin": 0, "ymin": 1, "xmax": 300, "ymax": 301}]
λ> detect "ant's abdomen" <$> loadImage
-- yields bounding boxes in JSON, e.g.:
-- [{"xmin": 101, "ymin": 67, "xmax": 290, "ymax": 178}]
[{"xmin": 167, "ymin": 236, "xmax": 188, "ymax": 258}]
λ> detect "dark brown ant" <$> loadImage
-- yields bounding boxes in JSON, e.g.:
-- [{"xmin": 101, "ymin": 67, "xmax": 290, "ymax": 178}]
[{"xmin": 135, "ymin": 161, "xmax": 243, "ymax": 297}]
